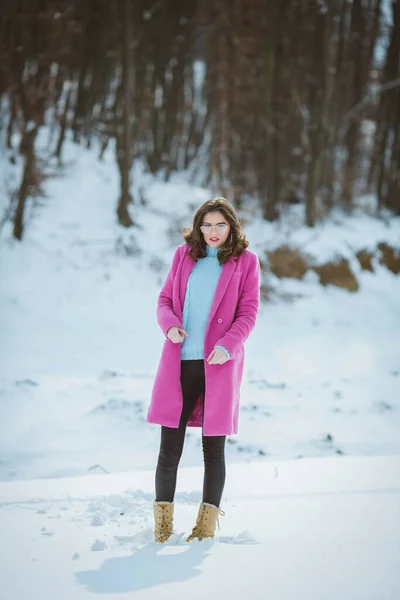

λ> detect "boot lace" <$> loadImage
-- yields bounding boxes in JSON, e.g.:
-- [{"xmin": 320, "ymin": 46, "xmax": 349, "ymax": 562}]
[
  {"xmin": 189, "ymin": 507, "xmax": 225, "ymax": 539},
  {"xmin": 157, "ymin": 505, "xmax": 172, "ymax": 538}
]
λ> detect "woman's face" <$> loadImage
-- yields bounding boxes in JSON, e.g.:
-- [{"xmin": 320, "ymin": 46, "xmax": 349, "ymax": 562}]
[{"xmin": 200, "ymin": 211, "xmax": 231, "ymax": 249}]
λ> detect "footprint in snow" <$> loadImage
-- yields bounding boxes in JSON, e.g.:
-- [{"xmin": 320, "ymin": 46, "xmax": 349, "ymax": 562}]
[
  {"xmin": 91, "ymin": 539, "xmax": 107, "ymax": 551},
  {"xmin": 218, "ymin": 530, "xmax": 260, "ymax": 545}
]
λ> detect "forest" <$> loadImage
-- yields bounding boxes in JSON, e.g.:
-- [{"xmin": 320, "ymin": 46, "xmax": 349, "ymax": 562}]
[{"xmin": 0, "ymin": 0, "xmax": 399, "ymax": 240}]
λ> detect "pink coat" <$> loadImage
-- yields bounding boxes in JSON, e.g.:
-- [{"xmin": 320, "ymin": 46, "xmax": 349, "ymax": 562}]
[{"xmin": 147, "ymin": 242, "xmax": 261, "ymax": 435}]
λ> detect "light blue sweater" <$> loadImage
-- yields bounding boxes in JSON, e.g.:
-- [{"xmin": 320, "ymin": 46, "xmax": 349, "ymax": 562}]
[{"xmin": 181, "ymin": 245, "xmax": 230, "ymax": 361}]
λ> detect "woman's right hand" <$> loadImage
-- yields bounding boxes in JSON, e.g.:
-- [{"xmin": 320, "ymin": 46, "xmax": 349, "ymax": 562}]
[{"xmin": 167, "ymin": 326, "xmax": 188, "ymax": 343}]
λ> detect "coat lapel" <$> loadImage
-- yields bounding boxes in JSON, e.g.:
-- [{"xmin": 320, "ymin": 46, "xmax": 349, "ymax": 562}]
[
  {"xmin": 178, "ymin": 252, "xmax": 196, "ymax": 317},
  {"xmin": 178, "ymin": 250, "xmax": 238, "ymax": 325},
  {"xmin": 207, "ymin": 256, "xmax": 238, "ymax": 327}
]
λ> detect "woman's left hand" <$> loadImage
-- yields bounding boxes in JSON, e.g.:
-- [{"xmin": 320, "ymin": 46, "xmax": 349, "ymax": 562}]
[{"xmin": 207, "ymin": 347, "xmax": 229, "ymax": 365}]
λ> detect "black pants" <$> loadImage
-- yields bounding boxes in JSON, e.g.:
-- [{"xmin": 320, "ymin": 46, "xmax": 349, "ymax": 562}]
[{"xmin": 155, "ymin": 359, "xmax": 226, "ymax": 507}]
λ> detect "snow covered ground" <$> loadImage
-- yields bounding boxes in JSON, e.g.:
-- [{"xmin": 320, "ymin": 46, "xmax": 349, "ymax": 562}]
[
  {"xmin": 1, "ymin": 455, "xmax": 399, "ymax": 600},
  {"xmin": 0, "ymin": 133, "xmax": 399, "ymax": 598}
]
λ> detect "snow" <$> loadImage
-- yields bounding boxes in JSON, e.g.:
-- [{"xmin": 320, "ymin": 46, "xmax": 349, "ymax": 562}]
[
  {"xmin": 0, "ymin": 456, "xmax": 399, "ymax": 599},
  {"xmin": 0, "ymin": 131, "xmax": 400, "ymax": 598}
]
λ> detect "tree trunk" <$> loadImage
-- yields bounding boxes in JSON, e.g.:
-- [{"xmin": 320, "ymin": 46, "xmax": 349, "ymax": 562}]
[
  {"xmin": 13, "ymin": 124, "xmax": 38, "ymax": 240},
  {"xmin": 117, "ymin": 0, "xmax": 134, "ymax": 227},
  {"xmin": 55, "ymin": 84, "xmax": 72, "ymax": 162},
  {"xmin": 262, "ymin": 1, "xmax": 279, "ymax": 221},
  {"xmin": 6, "ymin": 93, "xmax": 17, "ymax": 149}
]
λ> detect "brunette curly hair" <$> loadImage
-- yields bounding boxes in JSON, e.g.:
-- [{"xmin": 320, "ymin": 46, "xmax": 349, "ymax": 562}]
[{"xmin": 183, "ymin": 197, "xmax": 248, "ymax": 264}]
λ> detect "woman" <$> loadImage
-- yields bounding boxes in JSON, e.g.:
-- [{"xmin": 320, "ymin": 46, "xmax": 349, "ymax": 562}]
[{"xmin": 147, "ymin": 197, "xmax": 260, "ymax": 543}]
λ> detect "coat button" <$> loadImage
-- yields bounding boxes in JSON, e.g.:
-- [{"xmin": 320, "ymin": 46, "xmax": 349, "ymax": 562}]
[{"xmin": 217, "ymin": 318, "xmax": 223, "ymax": 323}]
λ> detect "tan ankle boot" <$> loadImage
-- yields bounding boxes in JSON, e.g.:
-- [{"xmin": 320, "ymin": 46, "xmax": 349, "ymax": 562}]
[
  {"xmin": 153, "ymin": 501, "xmax": 174, "ymax": 543},
  {"xmin": 186, "ymin": 502, "xmax": 225, "ymax": 542}
]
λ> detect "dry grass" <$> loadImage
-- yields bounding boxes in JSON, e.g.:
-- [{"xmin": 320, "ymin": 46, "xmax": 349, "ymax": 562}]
[
  {"xmin": 313, "ymin": 259, "xmax": 359, "ymax": 292},
  {"xmin": 356, "ymin": 250, "xmax": 374, "ymax": 272},
  {"xmin": 378, "ymin": 242, "xmax": 400, "ymax": 275},
  {"xmin": 267, "ymin": 245, "xmax": 308, "ymax": 279}
]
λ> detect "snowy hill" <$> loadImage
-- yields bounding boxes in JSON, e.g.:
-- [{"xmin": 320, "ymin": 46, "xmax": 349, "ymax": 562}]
[
  {"xmin": 1, "ymin": 126, "xmax": 400, "ymax": 599},
  {"xmin": 0, "ymin": 455, "xmax": 399, "ymax": 600},
  {"xmin": 1, "ymin": 135, "xmax": 400, "ymax": 483}
]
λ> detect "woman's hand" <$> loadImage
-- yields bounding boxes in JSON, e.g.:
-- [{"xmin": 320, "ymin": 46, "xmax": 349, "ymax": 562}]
[
  {"xmin": 167, "ymin": 326, "xmax": 188, "ymax": 343},
  {"xmin": 207, "ymin": 347, "xmax": 229, "ymax": 365}
]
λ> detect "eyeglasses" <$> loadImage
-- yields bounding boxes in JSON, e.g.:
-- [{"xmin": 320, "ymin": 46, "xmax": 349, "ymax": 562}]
[{"xmin": 200, "ymin": 223, "xmax": 228, "ymax": 233}]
